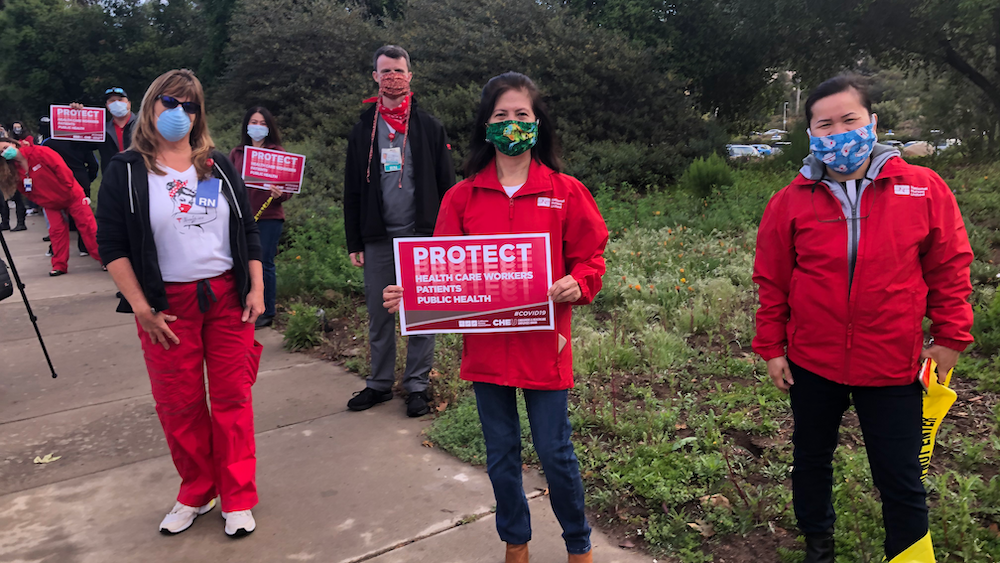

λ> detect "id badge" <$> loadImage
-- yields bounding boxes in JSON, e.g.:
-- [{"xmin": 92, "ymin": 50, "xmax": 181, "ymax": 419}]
[
  {"xmin": 194, "ymin": 178, "xmax": 222, "ymax": 208},
  {"xmin": 381, "ymin": 147, "xmax": 402, "ymax": 173},
  {"xmin": 23, "ymin": 178, "xmax": 32, "ymax": 192}
]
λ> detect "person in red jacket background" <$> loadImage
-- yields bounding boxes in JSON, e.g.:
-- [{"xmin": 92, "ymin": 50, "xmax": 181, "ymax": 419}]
[
  {"xmin": 752, "ymin": 75, "xmax": 973, "ymax": 563},
  {"xmin": 0, "ymin": 135, "xmax": 101, "ymax": 275},
  {"xmin": 229, "ymin": 106, "xmax": 291, "ymax": 328},
  {"xmin": 385, "ymin": 72, "xmax": 608, "ymax": 563}
]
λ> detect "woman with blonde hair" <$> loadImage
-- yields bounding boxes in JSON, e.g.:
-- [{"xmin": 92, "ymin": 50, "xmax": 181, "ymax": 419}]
[{"xmin": 96, "ymin": 69, "xmax": 265, "ymax": 537}]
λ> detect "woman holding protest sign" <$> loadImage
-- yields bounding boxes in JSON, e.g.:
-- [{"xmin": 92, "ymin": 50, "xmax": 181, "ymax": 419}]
[
  {"xmin": 229, "ymin": 106, "xmax": 290, "ymax": 329},
  {"xmin": 96, "ymin": 69, "xmax": 264, "ymax": 538},
  {"xmin": 0, "ymin": 134, "xmax": 101, "ymax": 273},
  {"xmin": 384, "ymin": 72, "xmax": 608, "ymax": 563}
]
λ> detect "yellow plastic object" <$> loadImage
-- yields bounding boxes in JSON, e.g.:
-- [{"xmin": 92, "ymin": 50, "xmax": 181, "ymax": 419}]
[
  {"xmin": 918, "ymin": 359, "xmax": 957, "ymax": 482},
  {"xmin": 887, "ymin": 531, "xmax": 935, "ymax": 563}
]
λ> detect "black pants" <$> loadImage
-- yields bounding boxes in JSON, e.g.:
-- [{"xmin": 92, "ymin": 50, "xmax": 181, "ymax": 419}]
[
  {"xmin": 789, "ymin": 360, "xmax": 927, "ymax": 560},
  {"xmin": 1, "ymin": 192, "xmax": 26, "ymax": 227}
]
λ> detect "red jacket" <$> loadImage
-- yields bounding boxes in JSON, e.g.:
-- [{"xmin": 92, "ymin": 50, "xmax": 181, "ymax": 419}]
[
  {"xmin": 13, "ymin": 138, "xmax": 85, "ymax": 209},
  {"xmin": 434, "ymin": 160, "xmax": 608, "ymax": 390},
  {"xmin": 752, "ymin": 157, "xmax": 974, "ymax": 386},
  {"xmin": 229, "ymin": 144, "xmax": 293, "ymax": 221}
]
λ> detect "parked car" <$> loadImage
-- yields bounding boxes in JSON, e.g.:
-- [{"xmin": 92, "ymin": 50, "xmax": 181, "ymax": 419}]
[
  {"xmin": 727, "ymin": 144, "xmax": 761, "ymax": 159},
  {"xmin": 751, "ymin": 144, "xmax": 773, "ymax": 156},
  {"xmin": 902, "ymin": 141, "xmax": 934, "ymax": 157},
  {"xmin": 884, "ymin": 140, "xmax": 905, "ymax": 149}
]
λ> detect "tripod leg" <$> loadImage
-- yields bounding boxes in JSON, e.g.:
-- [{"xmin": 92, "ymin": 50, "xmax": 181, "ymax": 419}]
[{"xmin": 0, "ymin": 230, "xmax": 58, "ymax": 378}]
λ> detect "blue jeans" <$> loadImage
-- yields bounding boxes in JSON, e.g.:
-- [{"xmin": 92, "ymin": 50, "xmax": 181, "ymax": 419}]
[
  {"xmin": 473, "ymin": 382, "xmax": 591, "ymax": 554},
  {"xmin": 257, "ymin": 219, "xmax": 283, "ymax": 319}
]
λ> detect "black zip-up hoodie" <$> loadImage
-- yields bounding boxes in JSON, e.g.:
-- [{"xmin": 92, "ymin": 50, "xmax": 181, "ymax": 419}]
[
  {"xmin": 343, "ymin": 97, "xmax": 455, "ymax": 253},
  {"xmin": 96, "ymin": 149, "xmax": 262, "ymax": 314}
]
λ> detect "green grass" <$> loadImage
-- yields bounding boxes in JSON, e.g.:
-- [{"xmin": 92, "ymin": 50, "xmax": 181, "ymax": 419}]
[{"xmin": 279, "ymin": 159, "xmax": 1000, "ymax": 562}]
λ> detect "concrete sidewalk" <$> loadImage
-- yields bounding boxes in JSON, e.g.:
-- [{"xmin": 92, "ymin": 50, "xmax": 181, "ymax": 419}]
[{"xmin": 0, "ymin": 216, "xmax": 651, "ymax": 563}]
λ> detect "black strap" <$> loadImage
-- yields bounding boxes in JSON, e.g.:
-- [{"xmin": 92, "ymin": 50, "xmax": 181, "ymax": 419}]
[{"xmin": 195, "ymin": 279, "xmax": 218, "ymax": 313}]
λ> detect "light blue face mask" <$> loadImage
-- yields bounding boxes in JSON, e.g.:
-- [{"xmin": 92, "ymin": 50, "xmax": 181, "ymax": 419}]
[
  {"xmin": 156, "ymin": 107, "xmax": 192, "ymax": 143},
  {"xmin": 247, "ymin": 124, "xmax": 269, "ymax": 142},
  {"xmin": 108, "ymin": 101, "xmax": 129, "ymax": 119},
  {"xmin": 809, "ymin": 121, "xmax": 877, "ymax": 175},
  {"xmin": 2, "ymin": 146, "xmax": 18, "ymax": 160}
]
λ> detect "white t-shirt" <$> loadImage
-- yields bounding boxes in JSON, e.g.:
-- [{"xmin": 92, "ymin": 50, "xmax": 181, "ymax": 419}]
[
  {"xmin": 502, "ymin": 183, "xmax": 525, "ymax": 198},
  {"xmin": 148, "ymin": 164, "xmax": 233, "ymax": 283}
]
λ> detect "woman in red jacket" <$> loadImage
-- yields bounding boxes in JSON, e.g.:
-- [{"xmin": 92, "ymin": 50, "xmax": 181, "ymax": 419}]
[
  {"xmin": 385, "ymin": 72, "xmax": 608, "ymax": 563},
  {"xmin": 229, "ymin": 107, "xmax": 291, "ymax": 328},
  {"xmin": 0, "ymin": 135, "xmax": 101, "ymax": 275},
  {"xmin": 752, "ymin": 75, "xmax": 974, "ymax": 563}
]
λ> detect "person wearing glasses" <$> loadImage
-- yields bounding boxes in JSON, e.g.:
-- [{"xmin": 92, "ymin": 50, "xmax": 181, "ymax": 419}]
[
  {"xmin": 96, "ymin": 69, "xmax": 265, "ymax": 538},
  {"xmin": 752, "ymin": 75, "xmax": 974, "ymax": 563},
  {"xmin": 228, "ymin": 107, "xmax": 289, "ymax": 328}
]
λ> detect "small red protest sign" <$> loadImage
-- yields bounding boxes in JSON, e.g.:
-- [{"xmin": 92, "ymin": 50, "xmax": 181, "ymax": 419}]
[{"xmin": 241, "ymin": 146, "xmax": 306, "ymax": 193}]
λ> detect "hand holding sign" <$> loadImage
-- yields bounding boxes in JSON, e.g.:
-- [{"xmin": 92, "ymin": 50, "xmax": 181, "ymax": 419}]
[{"xmin": 384, "ymin": 285, "xmax": 403, "ymax": 314}]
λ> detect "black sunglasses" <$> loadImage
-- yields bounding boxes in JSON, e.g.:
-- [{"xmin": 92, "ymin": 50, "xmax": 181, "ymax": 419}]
[{"xmin": 158, "ymin": 95, "xmax": 201, "ymax": 115}]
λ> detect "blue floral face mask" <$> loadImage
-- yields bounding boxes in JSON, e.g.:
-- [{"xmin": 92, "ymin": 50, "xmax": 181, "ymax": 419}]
[{"xmin": 809, "ymin": 121, "xmax": 877, "ymax": 175}]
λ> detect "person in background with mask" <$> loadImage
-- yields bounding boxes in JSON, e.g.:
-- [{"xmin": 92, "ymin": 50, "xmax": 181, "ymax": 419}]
[
  {"xmin": 0, "ymin": 134, "xmax": 101, "ymax": 274},
  {"xmin": 96, "ymin": 87, "xmax": 138, "ymax": 173},
  {"xmin": 10, "ymin": 121, "xmax": 26, "ymax": 141},
  {"xmin": 383, "ymin": 71, "xmax": 607, "ymax": 563},
  {"xmin": 228, "ymin": 107, "xmax": 289, "ymax": 329},
  {"xmin": 3, "ymin": 121, "xmax": 36, "ymax": 227},
  {"xmin": 343, "ymin": 44, "xmax": 455, "ymax": 417},
  {"xmin": 96, "ymin": 69, "xmax": 264, "ymax": 538},
  {"xmin": 39, "ymin": 116, "xmax": 100, "ymax": 256},
  {"xmin": 753, "ymin": 75, "xmax": 974, "ymax": 563}
]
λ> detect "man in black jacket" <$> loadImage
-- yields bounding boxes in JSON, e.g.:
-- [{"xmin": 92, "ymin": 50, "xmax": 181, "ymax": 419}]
[{"xmin": 343, "ymin": 45, "xmax": 455, "ymax": 417}]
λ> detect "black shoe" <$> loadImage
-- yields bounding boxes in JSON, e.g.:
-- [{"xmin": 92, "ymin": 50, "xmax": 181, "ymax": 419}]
[
  {"xmin": 42, "ymin": 235, "xmax": 50, "ymax": 241},
  {"xmin": 347, "ymin": 387, "xmax": 392, "ymax": 411},
  {"xmin": 254, "ymin": 315, "xmax": 273, "ymax": 329},
  {"xmin": 49, "ymin": 270, "xmax": 66, "ymax": 277},
  {"xmin": 0, "ymin": 223, "xmax": 9, "ymax": 231},
  {"xmin": 406, "ymin": 391, "xmax": 431, "ymax": 417},
  {"xmin": 11, "ymin": 224, "xmax": 26, "ymax": 232},
  {"xmin": 803, "ymin": 531, "xmax": 834, "ymax": 563}
]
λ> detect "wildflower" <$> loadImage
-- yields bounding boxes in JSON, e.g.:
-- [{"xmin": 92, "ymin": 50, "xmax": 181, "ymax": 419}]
[
  {"xmin": 630, "ymin": 252, "xmax": 635, "ymax": 256},
  {"xmin": 654, "ymin": 211, "xmax": 661, "ymax": 216},
  {"xmin": 681, "ymin": 278, "xmax": 687, "ymax": 283},
  {"xmin": 679, "ymin": 242, "xmax": 684, "ymax": 247},
  {"xmin": 688, "ymin": 286, "xmax": 694, "ymax": 291},
  {"xmin": 667, "ymin": 228, "xmax": 673, "ymax": 234},
  {"xmin": 622, "ymin": 276, "xmax": 627, "ymax": 281},
  {"xmin": 678, "ymin": 253, "xmax": 684, "ymax": 258},
  {"xmin": 679, "ymin": 268, "xmax": 685, "ymax": 273},
  {"xmin": 649, "ymin": 285, "xmax": 655, "ymax": 290},
  {"xmin": 719, "ymin": 241, "xmax": 724, "ymax": 246},
  {"xmin": 296, "ymin": 256, "xmax": 301, "ymax": 260},
  {"xmin": 675, "ymin": 285, "xmax": 681, "ymax": 291}
]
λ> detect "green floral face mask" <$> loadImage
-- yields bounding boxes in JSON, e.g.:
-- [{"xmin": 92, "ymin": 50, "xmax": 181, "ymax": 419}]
[{"xmin": 485, "ymin": 120, "xmax": 539, "ymax": 157}]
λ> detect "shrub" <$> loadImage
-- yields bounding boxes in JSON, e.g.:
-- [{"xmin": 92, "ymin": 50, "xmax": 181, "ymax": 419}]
[
  {"xmin": 282, "ymin": 303, "xmax": 323, "ymax": 351},
  {"xmin": 973, "ymin": 290, "xmax": 1000, "ymax": 356},
  {"xmin": 679, "ymin": 153, "xmax": 733, "ymax": 199},
  {"xmin": 275, "ymin": 204, "xmax": 364, "ymax": 299}
]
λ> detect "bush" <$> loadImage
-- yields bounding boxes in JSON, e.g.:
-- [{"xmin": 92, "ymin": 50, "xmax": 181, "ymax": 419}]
[
  {"xmin": 678, "ymin": 153, "xmax": 734, "ymax": 198},
  {"xmin": 282, "ymin": 303, "xmax": 323, "ymax": 351},
  {"xmin": 275, "ymin": 204, "xmax": 364, "ymax": 299},
  {"xmin": 973, "ymin": 290, "xmax": 1000, "ymax": 356}
]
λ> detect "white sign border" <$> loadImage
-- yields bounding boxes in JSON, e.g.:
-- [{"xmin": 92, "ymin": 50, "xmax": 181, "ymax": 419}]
[{"xmin": 394, "ymin": 233, "xmax": 555, "ymax": 335}]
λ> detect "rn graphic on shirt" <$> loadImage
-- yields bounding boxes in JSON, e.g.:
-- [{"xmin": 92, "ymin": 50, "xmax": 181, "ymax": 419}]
[{"xmin": 148, "ymin": 165, "xmax": 233, "ymax": 282}]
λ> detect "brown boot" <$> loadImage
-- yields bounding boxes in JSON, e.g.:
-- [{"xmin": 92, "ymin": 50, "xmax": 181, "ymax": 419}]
[
  {"xmin": 568, "ymin": 550, "xmax": 593, "ymax": 563},
  {"xmin": 505, "ymin": 543, "xmax": 529, "ymax": 563}
]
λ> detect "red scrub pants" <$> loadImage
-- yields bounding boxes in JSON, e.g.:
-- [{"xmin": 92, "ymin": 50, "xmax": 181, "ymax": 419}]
[
  {"xmin": 137, "ymin": 272, "xmax": 263, "ymax": 512},
  {"xmin": 46, "ymin": 191, "xmax": 101, "ymax": 272}
]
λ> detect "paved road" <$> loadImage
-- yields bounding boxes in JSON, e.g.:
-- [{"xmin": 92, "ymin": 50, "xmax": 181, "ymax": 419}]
[{"xmin": 0, "ymin": 215, "xmax": 651, "ymax": 563}]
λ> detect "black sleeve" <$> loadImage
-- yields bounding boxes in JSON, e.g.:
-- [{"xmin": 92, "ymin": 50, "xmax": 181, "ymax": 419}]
[
  {"xmin": 84, "ymin": 146, "xmax": 99, "ymax": 182},
  {"xmin": 434, "ymin": 120, "xmax": 456, "ymax": 201},
  {"xmin": 95, "ymin": 159, "xmax": 132, "ymax": 266},
  {"xmin": 215, "ymin": 151, "xmax": 261, "ymax": 262},
  {"xmin": 343, "ymin": 125, "xmax": 364, "ymax": 254}
]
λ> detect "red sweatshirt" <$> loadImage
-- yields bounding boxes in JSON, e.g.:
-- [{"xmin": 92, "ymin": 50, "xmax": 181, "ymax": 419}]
[
  {"xmin": 434, "ymin": 159, "xmax": 608, "ymax": 390},
  {"xmin": 13, "ymin": 138, "xmax": 85, "ymax": 209},
  {"xmin": 752, "ymin": 157, "xmax": 974, "ymax": 386}
]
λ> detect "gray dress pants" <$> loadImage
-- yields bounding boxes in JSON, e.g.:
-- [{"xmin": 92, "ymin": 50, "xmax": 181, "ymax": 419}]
[{"xmin": 363, "ymin": 234, "xmax": 435, "ymax": 394}]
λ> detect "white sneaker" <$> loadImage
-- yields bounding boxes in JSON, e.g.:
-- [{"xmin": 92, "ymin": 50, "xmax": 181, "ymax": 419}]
[
  {"xmin": 222, "ymin": 509, "xmax": 256, "ymax": 537},
  {"xmin": 158, "ymin": 499, "xmax": 216, "ymax": 534}
]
